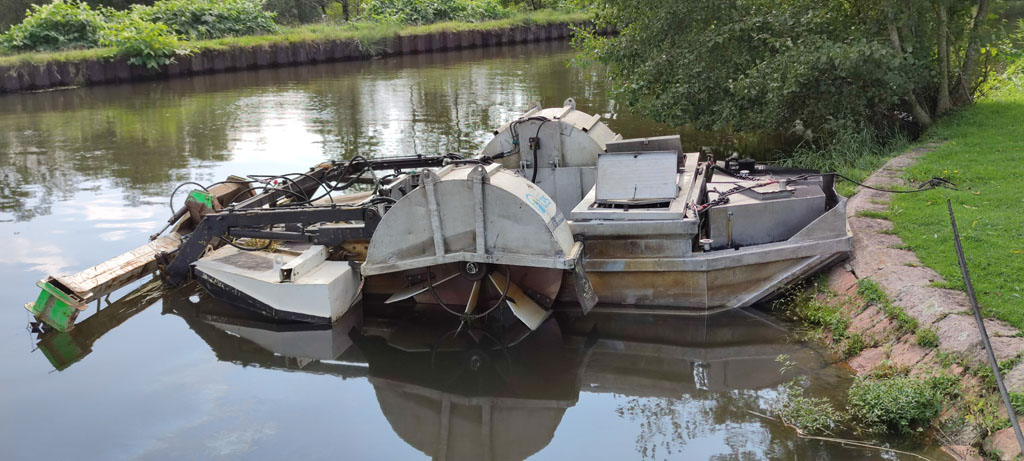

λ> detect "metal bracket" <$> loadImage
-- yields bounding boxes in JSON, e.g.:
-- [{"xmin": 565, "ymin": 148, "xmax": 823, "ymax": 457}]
[
  {"xmin": 572, "ymin": 250, "xmax": 598, "ymax": 315},
  {"xmin": 422, "ymin": 170, "xmax": 446, "ymax": 258},
  {"xmin": 468, "ymin": 165, "xmax": 489, "ymax": 255}
]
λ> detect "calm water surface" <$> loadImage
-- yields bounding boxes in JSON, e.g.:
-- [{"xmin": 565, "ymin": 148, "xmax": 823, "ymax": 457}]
[{"xmin": 1, "ymin": 41, "xmax": 936, "ymax": 460}]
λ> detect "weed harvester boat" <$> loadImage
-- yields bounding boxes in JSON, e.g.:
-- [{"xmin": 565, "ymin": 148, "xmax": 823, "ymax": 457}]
[{"xmin": 24, "ymin": 98, "xmax": 852, "ymax": 338}]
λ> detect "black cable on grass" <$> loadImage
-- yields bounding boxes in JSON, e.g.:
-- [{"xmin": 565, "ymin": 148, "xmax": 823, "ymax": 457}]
[{"xmin": 793, "ymin": 172, "xmax": 959, "ymax": 193}]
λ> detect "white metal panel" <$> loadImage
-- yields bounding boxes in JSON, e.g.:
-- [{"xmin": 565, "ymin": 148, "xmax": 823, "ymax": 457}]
[
  {"xmin": 280, "ymin": 245, "xmax": 328, "ymax": 282},
  {"xmin": 193, "ymin": 246, "xmax": 361, "ymax": 322},
  {"xmin": 595, "ymin": 151, "xmax": 679, "ymax": 203}
]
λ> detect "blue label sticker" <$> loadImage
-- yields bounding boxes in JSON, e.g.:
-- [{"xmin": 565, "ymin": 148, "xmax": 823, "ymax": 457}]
[{"xmin": 525, "ymin": 192, "xmax": 553, "ymax": 215}]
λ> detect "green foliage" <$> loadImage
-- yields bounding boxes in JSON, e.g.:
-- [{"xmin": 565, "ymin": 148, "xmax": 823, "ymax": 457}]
[
  {"xmin": 133, "ymin": 0, "xmax": 277, "ymax": 40},
  {"xmin": 0, "ymin": 0, "xmax": 107, "ymax": 52},
  {"xmin": 774, "ymin": 382, "xmax": 845, "ymax": 435},
  {"xmin": 1011, "ymin": 392, "xmax": 1024, "ymax": 414},
  {"xmin": 573, "ymin": 0, "xmax": 1010, "ymax": 160},
  {"xmin": 965, "ymin": 394, "xmax": 1010, "ymax": 434},
  {"xmin": 856, "ymin": 278, "xmax": 918, "ymax": 333},
  {"xmin": 501, "ymin": 0, "xmax": 566, "ymax": 10},
  {"xmin": 781, "ymin": 290, "xmax": 849, "ymax": 338},
  {"xmin": 773, "ymin": 285, "xmax": 872, "ymax": 358},
  {"xmin": 0, "ymin": 0, "xmax": 36, "ymax": 34},
  {"xmin": 363, "ymin": 0, "xmax": 511, "ymax": 24},
  {"xmin": 848, "ymin": 374, "xmax": 948, "ymax": 433},
  {"xmin": 973, "ymin": 361, "xmax": 998, "ymax": 388},
  {"xmin": 856, "ymin": 278, "xmax": 888, "ymax": 306},
  {"xmin": 98, "ymin": 14, "xmax": 185, "ymax": 68},
  {"xmin": 324, "ymin": 0, "xmax": 366, "ymax": 23},
  {"xmin": 842, "ymin": 332, "xmax": 867, "ymax": 358},
  {"xmin": 2, "ymin": 0, "xmax": 276, "ymax": 55},
  {"xmin": 86, "ymin": 0, "xmax": 157, "ymax": 9},
  {"xmin": 263, "ymin": 0, "xmax": 326, "ymax": 25},
  {"xmin": 916, "ymin": 327, "xmax": 939, "ymax": 348},
  {"xmin": 777, "ymin": 127, "xmax": 911, "ymax": 197},
  {"xmin": 0, "ymin": 8, "xmax": 588, "ymax": 66},
  {"xmin": 2, "ymin": 0, "xmax": 282, "ymax": 65},
  {"xmin": 573, "ymin": 0, "xmax": 919, "ymax": 142}
]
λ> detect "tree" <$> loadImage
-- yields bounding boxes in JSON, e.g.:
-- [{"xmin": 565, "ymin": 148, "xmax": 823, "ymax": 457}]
[
  {"xmin": 574, "ymin": 0, "xmax": 1006, "ymax": 147},
  {"xmin": 1, "ymin": 0, "xmax": 35, "ymax": 32},
  {"xmin": 262, "ymin": 0, "xmax": 325, "ymax": 24}
]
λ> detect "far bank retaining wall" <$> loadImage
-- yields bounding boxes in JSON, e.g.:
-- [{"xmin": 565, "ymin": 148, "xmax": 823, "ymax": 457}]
[{"xmin": 0, "ymin": 22, "xmax": 600, "ymax": 94}]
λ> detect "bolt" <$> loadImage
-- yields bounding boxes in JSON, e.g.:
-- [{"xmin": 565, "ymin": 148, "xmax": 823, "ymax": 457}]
[{"xmin": 465, "ymin": 262, "xmax": 479, "ymax": 275}]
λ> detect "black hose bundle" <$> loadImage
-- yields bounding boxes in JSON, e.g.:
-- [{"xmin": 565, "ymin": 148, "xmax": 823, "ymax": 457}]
[{"xmin": 815, "ymin": 172, "xmax": 959, "ymax": 193}]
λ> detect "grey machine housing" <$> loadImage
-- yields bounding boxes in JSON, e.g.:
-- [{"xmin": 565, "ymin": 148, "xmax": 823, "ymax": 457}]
[
  {"xmin": 359, "ymin": 98, "xmax": 852, "ymax": 314},
  {"xmin": 476, "ymin": 98, "xmax": 852, "ymax": 311}
]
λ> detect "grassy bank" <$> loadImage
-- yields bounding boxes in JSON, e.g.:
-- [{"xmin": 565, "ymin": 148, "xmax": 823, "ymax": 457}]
[
  {"xmin": 768, "ymin": 63, "xmax": 1024, "ymax": 449},
  {"xmin": 782, "ymin": 61, "xmax": 1024, "ymax": 329},
  {"xmin": 0, "ymin": 9, "xmax": 589, "ymax": 67},
  {"xmin": 887, "ymin": 64, "xmax": 1024, "ymax": 329}
]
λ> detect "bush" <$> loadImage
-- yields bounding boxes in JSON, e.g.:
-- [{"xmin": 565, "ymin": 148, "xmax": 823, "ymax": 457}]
[
  {"xmin": 364, "ymin": 0, "xmax": 510, "ymax": 24},
  {"xmin": 0, "ymin": 0, "xmax": 107, "ymax": 52},
  {"xmin": 99, "ymin": 15, "xmax": 186, "ymax": 69},
  {"xmin": 916, "ymin": 327, "xmax": 939, "ymax": 348},
  {"xmin": 132, "ymin": 0, "xmax": 277, "ymax": 40},
  {"xmin": 848, "ymin": 375, "xmax": 946, "ymax": 433}
]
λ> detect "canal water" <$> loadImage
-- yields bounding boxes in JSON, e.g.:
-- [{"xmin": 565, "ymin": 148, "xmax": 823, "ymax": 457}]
[{"xmin": 1, "ymin": 41, "xmax": 938, "ymax": 459}]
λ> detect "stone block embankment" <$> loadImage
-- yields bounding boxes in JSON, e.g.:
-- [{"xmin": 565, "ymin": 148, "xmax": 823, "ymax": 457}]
[{"xmin": 822, "ymin": 143, "xmax": 1024, "ymax": 460}]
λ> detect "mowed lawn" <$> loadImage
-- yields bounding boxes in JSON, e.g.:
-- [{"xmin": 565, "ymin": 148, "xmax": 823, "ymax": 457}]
[{"xmin": 889, "ymin": 66, "xmax": 1024, "ymax": 328}]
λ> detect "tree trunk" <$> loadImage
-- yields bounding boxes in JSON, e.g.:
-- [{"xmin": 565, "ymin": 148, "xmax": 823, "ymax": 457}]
[
  {"xmin": 936, "ymin": 4, "xmax": 953, "ymax": 115},
  {"xmin": 342, "ymin": 0, "xmax": 350, "ymax": 21},
  {"xmin": 886, "ymin": 3, "xmax": 934, "ymax": 128},
  {"xmin": 956, "ymin": 0, "xmax": 991, "ymax": 105}
]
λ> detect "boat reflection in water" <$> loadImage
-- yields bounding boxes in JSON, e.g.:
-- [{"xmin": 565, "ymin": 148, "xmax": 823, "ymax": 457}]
[{"xmin": 31, "ymin": 282, "xmax": 836, "ymax": 460}]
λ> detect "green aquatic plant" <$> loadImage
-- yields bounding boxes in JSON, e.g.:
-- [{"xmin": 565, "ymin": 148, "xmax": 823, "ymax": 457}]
[
  {"xmin": 773, "ymin": 381, "xmax": 845, "ymax": 435},
  {"xmin": 848, "ymin": 375, "xmax": 948, "ymax": 433}
]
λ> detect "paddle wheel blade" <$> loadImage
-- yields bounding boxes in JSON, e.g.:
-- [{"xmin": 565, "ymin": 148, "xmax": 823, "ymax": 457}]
[
  {"xmin": 385, "ymin": 272, "xmax": 458, "ymax": 304},
  {"xmin": 488, "ymin": 271, "xmax": 550, "ymax": 330},
  {"xmin": 465, "ymin": 280, "xmax": 482, "ymax": 315}
]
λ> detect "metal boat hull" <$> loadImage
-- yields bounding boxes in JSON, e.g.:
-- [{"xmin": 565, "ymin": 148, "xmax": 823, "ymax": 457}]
[{"xmin": 574, "ymin": 252, "xmax": 848, "ymax": 311}]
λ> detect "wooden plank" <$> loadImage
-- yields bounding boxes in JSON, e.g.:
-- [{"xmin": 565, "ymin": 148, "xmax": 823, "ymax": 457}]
[{"xmin": 52, "ymin": 233, "xmax": 182, "ymax": 308}]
